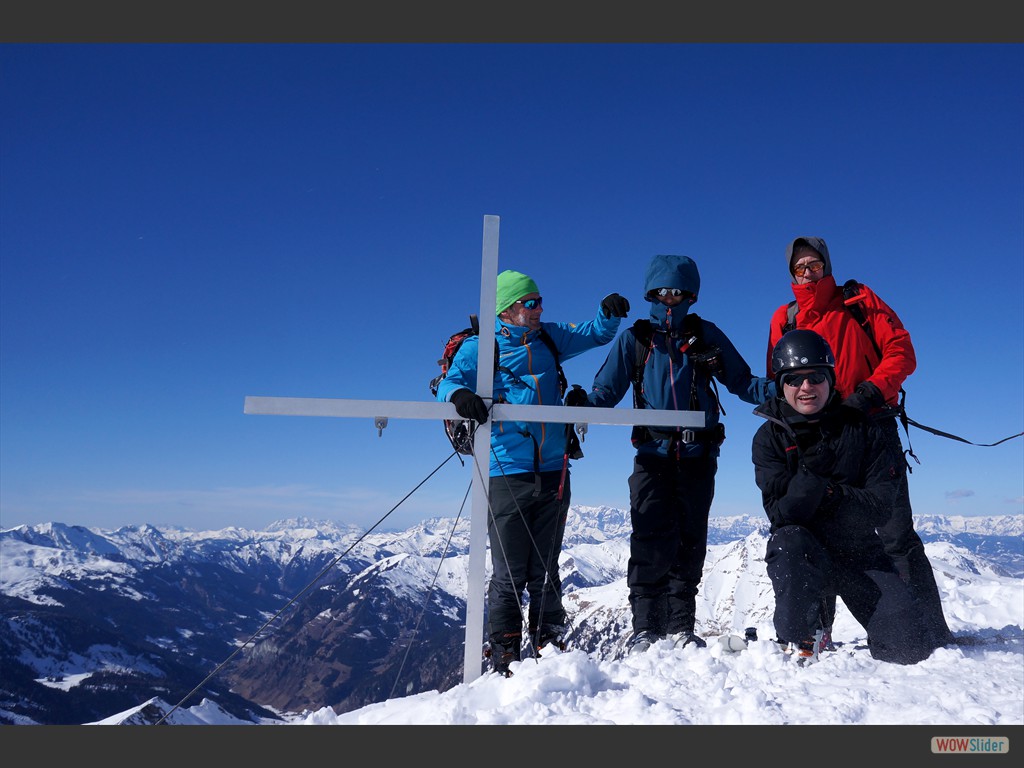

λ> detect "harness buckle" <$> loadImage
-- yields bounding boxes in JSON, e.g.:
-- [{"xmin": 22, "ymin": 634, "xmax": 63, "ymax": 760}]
[{"xmin": 680, "ymin": 429, "xmax": 695, "ymax": 444}]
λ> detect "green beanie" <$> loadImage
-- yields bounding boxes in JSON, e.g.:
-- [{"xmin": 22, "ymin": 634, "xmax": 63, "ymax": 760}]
[{"xmin": 495, "ymin": 270, "xmax": 539, "ymax": 315}]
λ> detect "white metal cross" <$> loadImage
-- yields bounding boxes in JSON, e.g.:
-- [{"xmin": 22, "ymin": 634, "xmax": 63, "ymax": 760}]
[{"xmin": 243, "ymin": 214, "xmax": 703, "ymax": 684}]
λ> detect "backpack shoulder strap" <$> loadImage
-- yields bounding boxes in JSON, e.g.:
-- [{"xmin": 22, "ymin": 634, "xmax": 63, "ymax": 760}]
[
  {"xmin": 841, "ymin": 279, "xmax": 883, "ymax": 358},
  {"xmin": 841, "ymin": 280, "xmax": 866, "ymax": 321},
  {"xmin": 782, "ymin": 301, "xmax": 798, "ymax": 334},
  {"xmin": 536, "ymin": 327, "xmax": 568, "ymax": 397},
  {"xmin": 630, "ymin": 319, "xmax": 654, "ymax": 408},
  {"xmin": 467, "ymin": 313, "xmax": 503, "ymax": 373}
]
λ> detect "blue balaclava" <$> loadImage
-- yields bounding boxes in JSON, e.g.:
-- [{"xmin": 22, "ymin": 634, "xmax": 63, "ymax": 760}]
[{"xmin": 643, "ymin": 254, "xmax": 700, "ymax": 332}]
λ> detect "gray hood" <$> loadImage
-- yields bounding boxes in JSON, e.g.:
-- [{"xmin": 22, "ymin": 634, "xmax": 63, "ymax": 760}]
[{"xmin": 784, "ymin": 236, "xmax": 833, "ymax": 281}]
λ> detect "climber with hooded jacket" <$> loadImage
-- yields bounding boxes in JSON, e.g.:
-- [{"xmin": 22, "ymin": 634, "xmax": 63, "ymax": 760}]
[{"xmin": 581, "ymin": 254, "xmax": 774, "ymax": 655}]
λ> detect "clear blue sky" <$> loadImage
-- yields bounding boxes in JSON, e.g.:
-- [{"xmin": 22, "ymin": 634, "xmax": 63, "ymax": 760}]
[{"xmin": 2, "ymin": 44, "xmax": 1022, "ymax": 533}]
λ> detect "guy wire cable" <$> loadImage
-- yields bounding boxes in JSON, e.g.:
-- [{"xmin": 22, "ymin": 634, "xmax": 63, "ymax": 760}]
[
  {"xmin": 488, "ymin": 448, "xmax": 574, "ymax": 665},
  {"xmin": 155, "ymin": 449, "xmax": 461, "ymax": 725},
  {"xmin": 388, "ymin": 478, "xmax": 472, "ymax": 699}
]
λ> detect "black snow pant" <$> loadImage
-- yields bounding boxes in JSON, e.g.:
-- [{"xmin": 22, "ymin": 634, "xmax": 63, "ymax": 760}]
[
  {"xmin": 876, "ymin": 416, "xmax": 954, "ymax": 647},
  {"xmin": 485, "ymin": 470, "xmax": 570, "ymax": 657},
  {"xmin": 819, "ymin": 417, "xmax": 954, "ymax": 648},
  {"xmin": 766, "ymin": 525, "xmax": 936, "ymax": 664},
  {"xmin": 626, "ymin": 452, "xmax": 716, "ymax": 637}
]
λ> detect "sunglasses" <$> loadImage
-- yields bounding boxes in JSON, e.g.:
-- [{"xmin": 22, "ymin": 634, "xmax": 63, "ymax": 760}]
[
  {"xmin": 782, "ymin": 371, "xmax": 829, "ymax": 387},
  {"xmin": 793, "ymin": 260, "xmax": 825, "ymax": 277},
  {"xmin": 652, "ymin": 287, "xmax": 695, "ymax": 300},
  {"xmin": 515, "ymin": 297, "xmax": 543, "ymax": 310}
]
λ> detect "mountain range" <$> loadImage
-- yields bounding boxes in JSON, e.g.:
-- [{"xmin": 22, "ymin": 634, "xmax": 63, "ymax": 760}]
[{"xmin": 1, "ymin": 508, "xmax": 1021, "ymax": 725}]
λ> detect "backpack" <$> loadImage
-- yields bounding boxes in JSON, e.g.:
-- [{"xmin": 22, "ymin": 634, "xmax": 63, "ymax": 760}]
[
  {"xmin": 627, "ymin": 314, "xmax": 726, "ymax": 448},
  {"xmin": 429, "ymin": 314, "xmax": 569, "ymax": 456},
  {"xmin": 782, "ymin": 280, "xmax": 916, "ymax": 458},
  {"xmin": 783, "ymin": 280, "xmax": 1024, "ymax": 454},
  {"xmin": 782, "ymin": 279, "xmax": 882, "ymax": 358}
]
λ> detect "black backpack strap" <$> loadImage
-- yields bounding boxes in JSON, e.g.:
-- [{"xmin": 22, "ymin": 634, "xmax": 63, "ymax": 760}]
[
  {"xmin": 782, "ymin": 301, "xmax": 798, "ymax": 334},
  {"xmin": 464, "ymin": 313, "xmax": 502, "ymax": 374},
  {"xmin": 842, "ymin": 288, "xmax": 1024, "ymax": 457},
  {"xmin": 841, "ymin": 279, "xmax": 883, "ymax": 359},
  {"xmin": 896, "ymin": 388, "xmax": 1024, "ymax": 449},
  {"xmin": 536, "ymin": 327, "xmax": 568, "ymax": 398},
  {"xmin": 470, "ymin": 313, "xmax": 501, "ymax": 374},
  {"xmin": 629, "ymin": 319, "xmax": 654, "ymax": 410},
  {"xmin": 678, "ymin": 313, "xmax": 725, "ymax": 415},
  {"xmin": 534, "ymin": 327, "xmax": 584, "ymax": 460},
  {"xmin": 627, "ymin": 320, "xmax": 657, "ymax": 446}
]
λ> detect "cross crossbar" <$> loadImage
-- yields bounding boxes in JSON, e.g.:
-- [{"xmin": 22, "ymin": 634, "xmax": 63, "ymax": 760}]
[{"xmin": 243, "ymin": 397, "xmax": 704, "ymax": 428}]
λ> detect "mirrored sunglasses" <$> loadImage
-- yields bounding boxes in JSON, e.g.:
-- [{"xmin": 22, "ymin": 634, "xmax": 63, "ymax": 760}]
[
  {"xmin": 515, "ymin": 297, "xmax": 542, "ymax": 310},
  {"xmin": 782, "ymin": 371, "xmax": 829, "ymax": 387},
  {"xmin": 650, "ymin": 287, "xmax": 695, "ymax": 302}
]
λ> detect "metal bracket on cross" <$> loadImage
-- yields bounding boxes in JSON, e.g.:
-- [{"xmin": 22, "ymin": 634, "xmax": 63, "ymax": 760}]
[{"xmin": 243, "ymin": 214, "xmax": 703, "ymax": 685}]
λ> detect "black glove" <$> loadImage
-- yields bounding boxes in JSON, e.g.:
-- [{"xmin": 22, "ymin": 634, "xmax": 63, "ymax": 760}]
[
  {"xmin": 689, "ymin": 346, "xmax": 724, "ymax": 378},
  {"xmin": 564, "ymin": 384, "xmax": 589, "ymax": 407},
  {"xmin": 818, "ymin": 482, "xmax": 844, "ymax": 514},
  {"xmin": 600, "ymin": 293, "xmax": 630, "ymax": 319},
  {"xmin": 842, "ymin": 381, "xmax": 885, "ymax": 414},
  {"xmin": 800, "ymin": 441, "xmax": 836, "ymax": 476},
  {"xmin": 450, "ymin": 388, "xmax": 489, "ymax": 423}
]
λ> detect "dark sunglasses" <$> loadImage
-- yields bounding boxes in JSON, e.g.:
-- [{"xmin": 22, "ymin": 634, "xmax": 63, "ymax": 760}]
[
  {"xmin": 515, "ymin": 297, "xmax": 542, "ymax": 310},
  {"xmin": 782, "ymin": 371, "xmax": 829, "ymax": 387}
]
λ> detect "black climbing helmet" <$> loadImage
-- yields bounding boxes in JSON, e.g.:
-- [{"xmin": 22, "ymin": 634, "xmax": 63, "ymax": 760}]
[{"xmin": 771, "ymin": 329, "xmax": 836, "ymax": 388}]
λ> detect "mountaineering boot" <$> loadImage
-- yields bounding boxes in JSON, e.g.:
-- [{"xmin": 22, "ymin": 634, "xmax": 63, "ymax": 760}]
[
  {"xmin": 670, "ymin": 631, "xmax": 707, "ymax": 649},
  {"xmin": 484, "ymin": 630, "xmax": 522, "ymax": 677},
  {"xmin": 785, "ymin": 628, "xmax": 827, "ymax": 666},
  {"xmin": 536, "ymin": 623, "xmax": 567, "ymax": 652},
  {"xmin": 820, "ymin": 626, "xmax": 837, "ymax": 652},
  {"xmin": 626, "ymin": 629, "xmax": 660, "ymax": 655}
]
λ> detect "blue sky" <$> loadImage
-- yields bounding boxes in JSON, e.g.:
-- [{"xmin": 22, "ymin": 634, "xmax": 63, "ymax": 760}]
[{"xmin": 2, "ymin": 44, "xmax": 1022, "ymax": 533}]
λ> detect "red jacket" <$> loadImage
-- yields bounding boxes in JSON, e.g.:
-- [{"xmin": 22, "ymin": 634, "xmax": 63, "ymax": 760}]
[{"xmin": 766, "ymin": 274, "xmax": 916, "ymax": 405}]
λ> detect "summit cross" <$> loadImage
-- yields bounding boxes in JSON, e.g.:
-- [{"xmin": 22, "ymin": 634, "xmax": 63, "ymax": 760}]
[{"xmin": 243, "ymin": 214, "xmax": 703, "ymax": 683}]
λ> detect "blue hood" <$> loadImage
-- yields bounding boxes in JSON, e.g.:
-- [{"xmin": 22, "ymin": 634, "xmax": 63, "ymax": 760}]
[{"xmin": 643, "ymin": 254, "xmax": 700, "ymax": 330}]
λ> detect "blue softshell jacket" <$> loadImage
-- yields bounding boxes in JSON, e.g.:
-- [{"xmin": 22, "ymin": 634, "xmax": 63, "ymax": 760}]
[
  {"xmin": 436, "ymin": 304, "xmax": 620, "ymax": 476},
  {"xmin": 588, "ymin": 254, "xmax": 774, "ymax": 458}
]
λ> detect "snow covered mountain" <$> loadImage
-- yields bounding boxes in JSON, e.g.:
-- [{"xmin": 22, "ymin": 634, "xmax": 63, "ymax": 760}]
[{"xmin": 1, "ymin": 508, "xmax": 1020, "ymax": 725}]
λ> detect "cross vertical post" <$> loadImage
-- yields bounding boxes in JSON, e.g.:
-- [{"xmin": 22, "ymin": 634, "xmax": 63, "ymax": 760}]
[{"xmin": 463, "ymin": 214, "xmax": 498, "ymax": 682}]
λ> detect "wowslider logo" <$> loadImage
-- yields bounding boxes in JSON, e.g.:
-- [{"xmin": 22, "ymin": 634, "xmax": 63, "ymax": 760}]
[{"xmin": 932, "ymin": 736, "xmax": 1009, "ymax": 754}]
